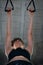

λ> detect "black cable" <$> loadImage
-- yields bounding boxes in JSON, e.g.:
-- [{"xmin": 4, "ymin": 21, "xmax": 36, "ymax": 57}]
[
  {"xmin": 27, "ymin": 0, "xmax": 36, "ymax": 12},
  {"xmin": 27, "ymin": 0, "xmax": 32, "ymax": 10},
  {"xmin": 5, "ymin": 0, "xmax": 14, "ymax": 12},
  {"xmin": 32, "ymin": 0, "xmax": 36, "ymax": 12},
  {"xmin": 5, "ymin": 0, "xmax": 8, "ymax": 12},
  {"xmin": 10, "ymin": 0, "xmax": 14, "ymax": 10}
]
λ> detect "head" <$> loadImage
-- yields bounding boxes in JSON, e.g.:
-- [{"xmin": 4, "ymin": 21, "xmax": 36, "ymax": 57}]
[{"xmin": 11, "ymin": 38, "xmax": 24, "ymax": 49}]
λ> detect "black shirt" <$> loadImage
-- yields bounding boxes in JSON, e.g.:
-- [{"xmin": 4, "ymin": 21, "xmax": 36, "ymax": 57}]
[{"xmin": 8, "ymin": 48, "xmax": 30, "ymax": 61}]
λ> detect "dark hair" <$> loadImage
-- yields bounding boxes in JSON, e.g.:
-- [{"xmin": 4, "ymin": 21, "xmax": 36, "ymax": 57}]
[{"xmin": 11, "ymin": 38, "xmax": 24, "ymax": 46}]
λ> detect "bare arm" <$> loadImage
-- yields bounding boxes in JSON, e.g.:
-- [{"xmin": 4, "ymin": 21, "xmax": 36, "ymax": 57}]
[
  {"xmin": 5, "ymin": 11, "xmax": 12, "ymax": 56},
  {"xmin": 27, "ymin": 11, "xmax": 34, "ymax": 55}
]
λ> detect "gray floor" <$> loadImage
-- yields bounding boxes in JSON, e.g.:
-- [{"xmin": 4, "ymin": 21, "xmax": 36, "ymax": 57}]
[{"xmin": 0, "ymin": 0, "xmax": 43, "ymax": 65}]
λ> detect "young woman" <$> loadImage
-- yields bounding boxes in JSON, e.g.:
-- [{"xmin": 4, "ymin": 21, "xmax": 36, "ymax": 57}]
[{"xmin": 5, "ymin": 9, "xmax": 34, "ymax": 65}]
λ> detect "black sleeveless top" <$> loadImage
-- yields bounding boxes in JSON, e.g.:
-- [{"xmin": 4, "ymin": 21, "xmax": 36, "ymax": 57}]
[{"xmin": 8, "ymin": 48, "xmax": 30, "ymax": 61}]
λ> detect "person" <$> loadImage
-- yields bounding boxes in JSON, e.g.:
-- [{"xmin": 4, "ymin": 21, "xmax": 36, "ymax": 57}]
[{"xmin": 5, "ymin": 8, "xmax": 34, "ymax": 65}]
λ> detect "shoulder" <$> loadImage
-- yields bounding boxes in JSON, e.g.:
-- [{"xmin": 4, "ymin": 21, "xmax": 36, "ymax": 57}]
[
  {"xmin": 25, "ymin": 47, "xmax": 32, "ymax": 55},
  {"xmin": 5, "ymin": 47, "xmax": 13, "ymax": 57}
]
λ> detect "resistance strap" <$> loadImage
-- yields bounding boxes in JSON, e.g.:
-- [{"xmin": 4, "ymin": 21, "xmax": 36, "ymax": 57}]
[
  {"xmin": 27, "ymin": 0, "xmax": 36, "ymax": 12},
  {"xmin": 5, "ymin": 0, "xmax": 14, "ymax": 12}
]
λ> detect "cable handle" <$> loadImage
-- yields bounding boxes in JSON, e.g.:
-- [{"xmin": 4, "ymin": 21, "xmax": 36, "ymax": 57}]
[
  {"xmin": 5, "ymin": 0, "xmax": 14, "ymax": 12},
  {"xmin": 27, "ymin": 0, "xmax": 36, "ymax": 12}
]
